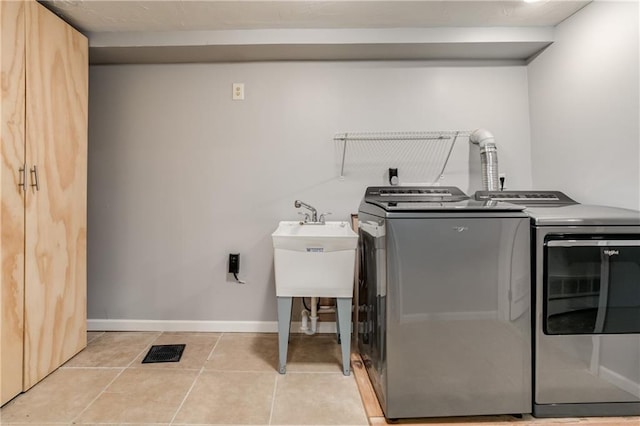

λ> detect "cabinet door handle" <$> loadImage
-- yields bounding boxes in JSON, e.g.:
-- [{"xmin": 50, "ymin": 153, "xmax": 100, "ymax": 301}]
[
  {"xmin": 18, "ymin": 165, "xmax": 26, "ymax": 192},
  {"xmin": 30, "ymin": 165, "xmax": 40, "ymax": 191}
]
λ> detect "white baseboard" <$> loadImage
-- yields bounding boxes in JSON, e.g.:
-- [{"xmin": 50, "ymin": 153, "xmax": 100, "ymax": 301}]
[
  {"xmin": 88, "ymin": 319, "xmax": 337, "ymax": 334},
  {"xmin": 599, "ymin": 365, "xmax": 640, "ymax": 398}
]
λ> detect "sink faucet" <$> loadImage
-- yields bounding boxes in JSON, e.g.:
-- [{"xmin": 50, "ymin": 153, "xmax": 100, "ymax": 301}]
[{"xmin": 294, "ymin": 200, "xmax": 318, "ymax": 223}]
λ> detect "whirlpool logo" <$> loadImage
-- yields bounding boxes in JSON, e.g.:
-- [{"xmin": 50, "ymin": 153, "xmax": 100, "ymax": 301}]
[{"xmin": 603, "ymin": 249, "xmax": 619, "ymax": 256}]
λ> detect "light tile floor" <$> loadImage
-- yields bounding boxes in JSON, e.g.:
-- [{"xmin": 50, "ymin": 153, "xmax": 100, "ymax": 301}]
[{"xmin": 0, "ymin": 331, "xmax": 369, "ymax": 425}]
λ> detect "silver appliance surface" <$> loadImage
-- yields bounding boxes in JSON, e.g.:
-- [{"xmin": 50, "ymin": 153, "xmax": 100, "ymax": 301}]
[
  {"xmin": 363, "ymin": 186, "xmax": 525, "ymax": 213},
  {"xmin": 477, "ymin": 190, "xmax": 640, "ymax": 418},
  {"xmin": 526, "ymin": 204, "xmax": 640, "ymax": 226},
  {"xmin": 357, "ymin": 186, "xmax": 531, "ymax": 419},
  {"xmin": 366, "ymin": 185, "xmax": 468, "ymax": 202},
  {"xmin": 475, "ymin": 190, "xmax": 577, "ymax": 206}
]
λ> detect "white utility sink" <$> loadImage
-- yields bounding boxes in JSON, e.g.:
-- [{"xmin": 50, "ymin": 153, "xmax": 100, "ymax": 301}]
[
  {"xmin": 271, "ymin": 221, "xmax": 358, "ymax": 297},
  {"xmin": 272, "ymin": 220, "xmax": 357, "ymax": 250},
  {"xmin": 272, "ymin": 220, "xmax": 358, "ymax": 376}
]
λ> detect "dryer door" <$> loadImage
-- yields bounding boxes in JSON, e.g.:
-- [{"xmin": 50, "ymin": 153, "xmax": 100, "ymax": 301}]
[
  {"xmin": 544, "ymin": 237, "xmax": 640, "ymax": 334},
  {"xmin": 535, "ymin": 233, "xmax": 640, "ymax": 412}
]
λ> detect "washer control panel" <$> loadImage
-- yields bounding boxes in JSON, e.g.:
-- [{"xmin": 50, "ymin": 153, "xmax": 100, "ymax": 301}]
[{"xmin": 366, "ymin": 186, "xmax": 468, "ymax": 203}]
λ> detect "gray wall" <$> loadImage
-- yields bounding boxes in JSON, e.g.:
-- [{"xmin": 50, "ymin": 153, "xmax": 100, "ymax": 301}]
[
  {"xmin": 88, "ymin": 61, "xmax": 533, "ymax": 325},
  {"xmin": 528, "ymin": 0, "xmax": 640, "ymax": 210},
  {"xmin": 528, "ymin": 0, "xmax": 639, "ymax": 388}
]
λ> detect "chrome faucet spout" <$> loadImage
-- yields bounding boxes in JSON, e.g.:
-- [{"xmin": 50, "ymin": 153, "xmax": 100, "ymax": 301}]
[{"xmin": 294, "ymin": 200, "xmax": 318, "ymax": 223}]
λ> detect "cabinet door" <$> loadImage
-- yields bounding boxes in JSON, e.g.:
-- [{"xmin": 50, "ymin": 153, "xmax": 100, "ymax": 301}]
[
  {"xmin": 0, "ymin": 0, "xmax": 26, "ymax": 406},
  {"xmin": 23, "ymin": 1, "xmax": 87, "ymax": 389}
]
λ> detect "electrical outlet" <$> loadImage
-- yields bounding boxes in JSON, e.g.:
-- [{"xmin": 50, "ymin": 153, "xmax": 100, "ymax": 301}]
[
  {"xmin": 228, "ymin": 253, "xmax": 240, "ymax": 274},
  {"xmin": 389, "ymin": 168, "xmax": 399, "ymax": 185},
  {"xmin": 232, "ymin": 83, "xmax": 244, "ymax": 100}
]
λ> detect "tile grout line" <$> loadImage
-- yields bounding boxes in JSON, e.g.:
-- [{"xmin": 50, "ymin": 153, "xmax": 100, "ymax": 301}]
[
  {"xmin": 68, "ymin": 366, "xmax": 126, "ymax": 424},
  {"xmin": 60, "ymin": 366, "xmax": 124, "ymax": 370},
  {"xmin": 69, "ymin": 336, "xmax": 159, "ymax": 424},
  {"xmin": 205, "ymin": 333, "xmax": 223, "ymax": 361},
  {"xmin": 170, "ymin": 333, "xmax": 220, "ymax": 425},
  {"xmin": 86, "ymin": 331, "xmax": 105, "ymax": 344},
  {"xmin": 169, "ymin": 366, "xmax": 205, "ymax": 425},
  {"xmin": 125, "ymin": 336, "xmax": 161, "ymax": 369},
  {"xmin": 268, "ymin": 372, "xmax": 280, "ymax": 425}
]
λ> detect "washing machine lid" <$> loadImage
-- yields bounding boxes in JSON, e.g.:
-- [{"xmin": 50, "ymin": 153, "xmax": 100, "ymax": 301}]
[
  {"xmin": 363, "ymin": 186, "xmax": 524, "ymax": 212},
  {"xmin": 527, "ymin": 204, "xmax": 640, "ymax": 226}
]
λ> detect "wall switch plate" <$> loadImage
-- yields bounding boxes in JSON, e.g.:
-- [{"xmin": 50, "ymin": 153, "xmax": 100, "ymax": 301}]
[
  {"xmin": 232, "ymin": 83, "xmax": 245, "ymax": 100},
  {"xmin": 228, "ymin": 253, "xmax": 240, "ymax": 273}
]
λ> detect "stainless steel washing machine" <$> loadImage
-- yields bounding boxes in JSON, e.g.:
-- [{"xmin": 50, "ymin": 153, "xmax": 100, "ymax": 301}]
[
  {"xmin": 357, "ymin": 186, "xmax": 531, "ymax": 419},
  {"xmin": 476, "ymin": 190, "xmax": 640, "ymax": 417}
]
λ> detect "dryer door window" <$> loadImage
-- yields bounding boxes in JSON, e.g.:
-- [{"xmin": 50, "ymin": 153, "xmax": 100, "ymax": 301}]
[{"xmin": 543, "ymin": 237, "xmax": 640, "ymax": 335}]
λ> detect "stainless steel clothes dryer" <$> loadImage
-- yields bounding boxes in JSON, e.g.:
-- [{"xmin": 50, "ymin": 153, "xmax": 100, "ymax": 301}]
[
  {"xmin": 477, "ymin": 190, "xmax": 640, "ymax": 417},
  {"xmin": 357, "ymin": 186, "xmax": 531, "ymax": 420}
]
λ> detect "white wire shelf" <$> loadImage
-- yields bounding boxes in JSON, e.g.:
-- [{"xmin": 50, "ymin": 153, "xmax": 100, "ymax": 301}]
[{"xmin": 333, "ymin": 130, "xmax": 471, "ymax": 183}]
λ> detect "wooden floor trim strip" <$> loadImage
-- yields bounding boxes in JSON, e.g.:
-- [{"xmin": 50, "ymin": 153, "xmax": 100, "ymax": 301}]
[{"xmin": 351, "ymin": 352, "xmax": 384, "ymax": 418}]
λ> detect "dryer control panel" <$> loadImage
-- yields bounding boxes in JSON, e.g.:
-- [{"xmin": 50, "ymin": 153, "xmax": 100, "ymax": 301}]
[{"xmin": 475, "ymin": 190, "xmax": 577, "ymax": 206}]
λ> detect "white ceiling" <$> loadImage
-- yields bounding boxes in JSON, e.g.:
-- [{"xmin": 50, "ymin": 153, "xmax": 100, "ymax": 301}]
[
  {"xmin": 39, "ymin": 0, "xmax": 592, "ymax": 64},
  {"xmin": 42, "ymin": 0, "xmax": 591, "ymax": 32}
]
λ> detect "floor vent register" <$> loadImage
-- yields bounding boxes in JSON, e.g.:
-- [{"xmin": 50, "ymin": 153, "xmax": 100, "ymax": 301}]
[{"xmin": 142, "ymin": 344, "xmax": 186, "ymax": 363}]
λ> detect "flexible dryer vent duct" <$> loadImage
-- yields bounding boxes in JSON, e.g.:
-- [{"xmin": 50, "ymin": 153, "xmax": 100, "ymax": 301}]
[{"xmin": 470, "ymin": 128, "xmax": 500, "ymax": 191}]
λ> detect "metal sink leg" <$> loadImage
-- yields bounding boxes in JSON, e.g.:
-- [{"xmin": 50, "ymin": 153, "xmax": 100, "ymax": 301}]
[{"xmin": 277, "ymin": 296, "xmax": 293, "ymax": 374}]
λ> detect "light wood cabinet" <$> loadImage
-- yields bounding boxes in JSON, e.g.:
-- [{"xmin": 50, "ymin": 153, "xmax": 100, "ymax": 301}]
[
  {"xmin": 1, "ymin": 0, "xmax": 88, "ymax": 405},
  {"xmin": 1, "ymin": 0, "xmax": 27, "ymax": 406}
]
